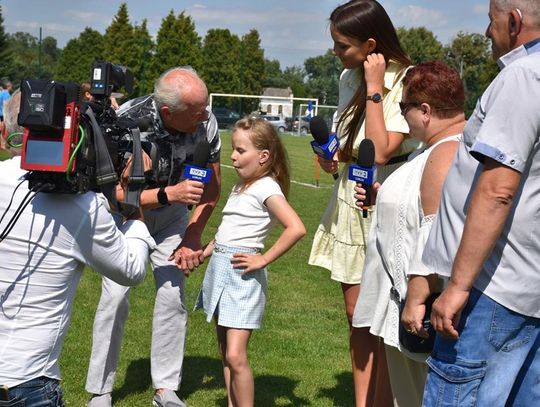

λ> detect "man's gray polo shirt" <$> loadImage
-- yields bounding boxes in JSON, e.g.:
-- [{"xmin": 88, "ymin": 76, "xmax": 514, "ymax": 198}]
[{"xmin": 422, "ymin": 38, "xmax": 540, "ymax": 318}]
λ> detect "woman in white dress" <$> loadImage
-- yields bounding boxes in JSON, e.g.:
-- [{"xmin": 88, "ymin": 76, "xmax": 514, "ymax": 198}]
[
  {"xmin": 309, "ymin": 2, "xmax": 419, "ymax": 404},
  {"xmin": 352, "ymin": 61, "xmax": 467, "ymax": 406}
]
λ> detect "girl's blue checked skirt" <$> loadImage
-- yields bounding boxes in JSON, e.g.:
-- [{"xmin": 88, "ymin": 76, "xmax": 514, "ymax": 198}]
[{"xmin": 195, "ymin": 243, "xmax": 268, "ymax": 329}]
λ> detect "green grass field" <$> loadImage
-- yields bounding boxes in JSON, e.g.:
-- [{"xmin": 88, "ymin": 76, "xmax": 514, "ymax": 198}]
[{"xmin": 5, "ymin": 133, "xmax": 355, "ymax": 406}]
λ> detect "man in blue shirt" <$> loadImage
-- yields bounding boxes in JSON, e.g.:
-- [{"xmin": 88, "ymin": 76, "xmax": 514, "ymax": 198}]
[{"xmin": 0, "ymin": 79, "xmax": 12, "ymax": 122}]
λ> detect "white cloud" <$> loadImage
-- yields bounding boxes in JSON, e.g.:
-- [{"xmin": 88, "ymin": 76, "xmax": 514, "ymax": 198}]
[
  {"xmin": 395, "ymin": 5, "xmax": 447, "ymax": 27},
  {"xmin": 187, "ymin": 6, "xmax": 323, "ymax": 28},
  {"xmin": 64, "ymin": 10, "xmax": 108, "ymax": 24},
  {"xmin": 9, "ymin": 20, "xmax": 78, "ymax": 34}
]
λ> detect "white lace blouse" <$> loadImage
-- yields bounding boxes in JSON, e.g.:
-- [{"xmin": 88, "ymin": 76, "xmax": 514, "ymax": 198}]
[{"xmin": 352, "ymin": 134, "xmax": 461, "ymax": 360}]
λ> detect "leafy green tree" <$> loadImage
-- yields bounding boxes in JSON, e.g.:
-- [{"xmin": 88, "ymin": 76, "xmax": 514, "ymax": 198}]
[
  {"xmin": 283, "ymin": 66, "xmax": 307, "ymax": 99},
  {"xmin": 103, "ymin": 3, "xmax": 136, "ymax": 66},
  {"xmin": 304, "ymin": 50, "xmax": 341, "ymax": 106},
  {"xmin": 444, "ymin": 32, "xmax": 497, "ymax": 116},
  {"xmin": 0, "ymin": 5, "xmax": 13, "ymax": 77},
  {"xmin": 148, "ymin": 11, "xmax": 202, "ymax": 84},
  {"xmin": 202, "ymin": 29, "xmax": 241, "ymax": 108},
  {"xmin": 130, "ymin": 19, "xmax": 154, "ymax": 96},
  {"xmin": 239, "ymin": 30, "xmax": 265, "ymax": 113},
  {"xmin": 102, "ymin": 3, "xmax": 154, "ymax": 99},
  {"xmin": 3, "ymin": 32, "xmax": 59, "ymax": 84},
  {"xmin": 263, "ymin": 59, "xmax": 287, "ymax": 88},
  {"xmin": 55, "ymin": 28, "xmax": 104, "ymax": 83},
  {"xmin": 397, "ymin": 27, "xmax": 445, "ymax": 64}
]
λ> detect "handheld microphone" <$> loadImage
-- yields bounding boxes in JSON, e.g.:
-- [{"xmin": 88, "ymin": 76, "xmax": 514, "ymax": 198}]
[
  {"xmin": 183, "ymin": 140, "xmax": 212, "ymax": 183},
  {"xmin": 309, "ymin": 116, "xmax": 340, "ymax": 180},
  {"xmin": 348, "ymin": 138, "xmax": 376, "ymax": 218},
  {"xmin": 184, "ymin": 140, "xmax": 212, "ymax": 210}
]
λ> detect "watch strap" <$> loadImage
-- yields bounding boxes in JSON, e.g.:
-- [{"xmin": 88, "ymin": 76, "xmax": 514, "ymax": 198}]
[{"xmin": 157, "ymin": 186, "xmax": 170, "ymax": 206}]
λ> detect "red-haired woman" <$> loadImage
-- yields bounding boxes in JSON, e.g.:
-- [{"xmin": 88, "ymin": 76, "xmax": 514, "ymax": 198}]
[{"xmin": 353, "ymin": 61, "xmax": 466, "ymax": 406}]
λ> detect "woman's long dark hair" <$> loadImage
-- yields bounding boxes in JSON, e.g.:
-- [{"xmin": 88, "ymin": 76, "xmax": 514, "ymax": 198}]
[{"xmin": 330, "ymin": 0, "xmax": 411, "ymax": 161}]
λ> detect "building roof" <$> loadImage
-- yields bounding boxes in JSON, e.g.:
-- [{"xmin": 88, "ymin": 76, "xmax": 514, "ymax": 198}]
[{"xmin": 262, "ymin": 87, "xmax": 293, "ymax": 98}]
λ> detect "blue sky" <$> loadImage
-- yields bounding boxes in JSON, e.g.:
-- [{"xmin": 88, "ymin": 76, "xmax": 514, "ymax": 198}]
[{"xmin": 2, "ymin": 0, "xmax": 490, "ymax": 68}]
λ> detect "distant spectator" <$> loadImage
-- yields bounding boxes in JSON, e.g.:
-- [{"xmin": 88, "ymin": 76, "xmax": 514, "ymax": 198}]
[
  {"xmin": 81, "ymin": 81, "xmax": 93, "ymax": 102},
  {"xmin": 0, "ymin": 79, "xmax": 13, "ymax": 122},
  {"xmin": 81, "ymin": 81, "xmax": 119, "ymax": 109},
  {"xmin": 1, "ymin": 89, "xmax": 22, "ymax": 155}
]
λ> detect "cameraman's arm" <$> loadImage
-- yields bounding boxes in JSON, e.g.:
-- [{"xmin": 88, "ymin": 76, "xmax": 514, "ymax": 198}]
[
  {"xmin": 171, "ymin": 160, "xmax": 221, "ymax": 270},
  {"xmin": 75, "ymin": 195, "xmax": 155, "ymax": 286}
]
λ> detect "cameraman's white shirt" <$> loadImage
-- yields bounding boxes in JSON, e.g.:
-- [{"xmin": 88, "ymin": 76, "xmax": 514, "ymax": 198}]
[{"xmin": 0, "ymin": 156, "xmax": 155, "ymax": 387}]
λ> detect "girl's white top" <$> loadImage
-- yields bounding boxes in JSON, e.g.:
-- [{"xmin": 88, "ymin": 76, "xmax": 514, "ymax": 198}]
[{"xmin": 215, "ymin": 176, "xmax": 284, "ymax": 249}]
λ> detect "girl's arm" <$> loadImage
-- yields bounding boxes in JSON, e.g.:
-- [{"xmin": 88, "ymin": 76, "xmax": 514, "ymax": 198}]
[
  {"xmin": 231, "ymin": 194, "xmax": 306, "ymax": 273},
  {"xmin": 363, "ymin": 53, "xmax": 407, "ymax": 165}
]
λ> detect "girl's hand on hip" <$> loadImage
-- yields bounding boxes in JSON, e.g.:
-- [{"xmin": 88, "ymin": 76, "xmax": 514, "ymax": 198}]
[{"xmin": 231, "ymin": 253, "xmax": 268, "ymax": 275}]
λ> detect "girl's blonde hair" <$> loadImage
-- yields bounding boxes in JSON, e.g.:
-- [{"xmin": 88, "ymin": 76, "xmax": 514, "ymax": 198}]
[{"xmin": 233, "ymin": 117, "xmax": 291, "ymax": 198}]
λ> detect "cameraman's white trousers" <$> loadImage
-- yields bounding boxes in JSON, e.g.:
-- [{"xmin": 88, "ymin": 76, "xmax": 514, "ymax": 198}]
[{"xmin": 85, "ymin": 205, "xmax": 189, "ymax": 393}]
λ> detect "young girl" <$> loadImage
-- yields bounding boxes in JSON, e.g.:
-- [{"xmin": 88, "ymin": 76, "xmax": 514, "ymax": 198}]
[
  {"xmin": 195, "ymin": 117, "xmax": 306, "ymax": 406},
  {"xmin": 308, "ymin": 1, "xmax": 417, "ymax": 405}
]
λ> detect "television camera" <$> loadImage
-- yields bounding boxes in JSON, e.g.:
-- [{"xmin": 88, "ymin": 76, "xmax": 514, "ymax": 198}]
[{"xmin": 17, "ymin": 61, "xmax": 156, "ymax": 215}]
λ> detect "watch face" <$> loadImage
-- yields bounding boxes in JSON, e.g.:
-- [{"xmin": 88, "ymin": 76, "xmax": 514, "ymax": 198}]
[{"xmin": 368, "ymin": 93, "xmax": 382, "ymax": 103}]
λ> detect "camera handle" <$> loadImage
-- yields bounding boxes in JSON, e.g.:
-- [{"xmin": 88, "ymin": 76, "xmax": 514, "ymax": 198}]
[
  {"xmin": 121, "ymin": 127, "xmax": 145, "ymax": 216},
  {"xmin": 84, "ymin": 107, "xmax": 143, "ymax": 217}
]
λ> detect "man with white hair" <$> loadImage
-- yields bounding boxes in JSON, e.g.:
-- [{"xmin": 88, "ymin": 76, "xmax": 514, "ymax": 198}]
[
  {"xmin": 421, "ymin": 0, "xmax": 540, "ymax": 405},
  {"xmin": 86, "ymin": 67, "xmax": 221, "ymax": 407}
]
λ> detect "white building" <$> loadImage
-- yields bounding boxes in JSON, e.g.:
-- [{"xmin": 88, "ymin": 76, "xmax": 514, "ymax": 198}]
[{"xmin": 260, "ymin": 87, "xmax": 293, "ymax": 118}]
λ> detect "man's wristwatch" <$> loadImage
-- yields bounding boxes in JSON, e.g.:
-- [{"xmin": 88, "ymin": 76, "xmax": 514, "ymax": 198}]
[
  {"xmin": 157, "ymin": 186, "xmax": 170, "ymax": 206},
  {"xmin": 366, "ymin": 93, "xmax": 383, "ymax": 103}
]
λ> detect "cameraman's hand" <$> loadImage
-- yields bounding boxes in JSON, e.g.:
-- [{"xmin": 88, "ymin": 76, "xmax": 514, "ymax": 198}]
[
  {"xmin": 165, "ymin": 180, "xmax": 204, "ymax": 206},
  {"xmin": 120, "ymin": 152, "xmax": 152, "ymax": 189}
]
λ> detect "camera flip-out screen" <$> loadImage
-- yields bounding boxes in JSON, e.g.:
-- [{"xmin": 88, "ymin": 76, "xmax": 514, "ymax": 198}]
[{"xmin": 24, "ymin": 140, "xmax": 64, "ymax": 166}]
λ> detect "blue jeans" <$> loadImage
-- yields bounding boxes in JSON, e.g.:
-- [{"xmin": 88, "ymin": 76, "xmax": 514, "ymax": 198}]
[
  {"xmin": 0, "ymin": 377, "xmax": 64, "ymax": 407},
  {"xmin": 422, "ymin": 288, "xmax": 540, "ymax": 407}
]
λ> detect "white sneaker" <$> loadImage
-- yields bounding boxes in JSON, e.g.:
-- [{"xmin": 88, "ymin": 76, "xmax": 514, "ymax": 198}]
[
  {"xmin": 87, "ymin": 393, "xmax": 112, "ymax": 407},
  {"xmin": 152, "ymin": 389, "xmax": 186, "ymax": 407}
]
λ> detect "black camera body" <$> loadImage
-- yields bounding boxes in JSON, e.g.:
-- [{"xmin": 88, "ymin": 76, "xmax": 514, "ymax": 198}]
[{"xmin": 18, "ymin": 61, "xmax": 156, "ymax": 203}]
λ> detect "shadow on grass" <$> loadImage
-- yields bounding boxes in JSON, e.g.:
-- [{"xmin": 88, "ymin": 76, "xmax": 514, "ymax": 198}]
[
  {"xmin": 255, "ymin": 375, "xmax": 310, "ymax": 406},
  {"xmin": 181, "ymin": 355, "xmax": 225, "ymax": 398},
  {"xmin": 112, "ymin": 358, "xmax": 152, "ymax": 402},
  {"xmin": 111, "ymin": 356, "xmax": 315, "ymax": 406},
  {"xmin": 317, "ymin": 371, "xmax": 354, "ymax": 407}
]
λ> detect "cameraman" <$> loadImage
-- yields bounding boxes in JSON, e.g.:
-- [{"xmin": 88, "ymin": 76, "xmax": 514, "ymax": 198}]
[
  {"xmin": 86, "ymin": 67, "xmax": 221, "ymax": 407},
  {"xmin": 0, "ymin": 88, "xmax": 156, "ymax": 404}
]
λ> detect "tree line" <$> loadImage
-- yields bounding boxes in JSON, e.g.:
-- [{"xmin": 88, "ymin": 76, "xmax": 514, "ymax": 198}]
[{"xmin": 0, "ymin": 3, "xmax": 498, "ymax": 116}]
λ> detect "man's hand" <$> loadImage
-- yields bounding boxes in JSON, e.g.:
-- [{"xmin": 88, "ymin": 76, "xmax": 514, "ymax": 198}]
[
  {"xmin": 165, "ymin": 179, "xmax": 204, "ymax": 206},
  {"xmin": 231, "ymin": 253, "xmax": 268, "ymax": 275},
  {"xmin": 169, "ymin": 235, "xmax": 204, "ymax": 274},
  {"xmin": 430, "ymin": 283, "xmax": 470, "ymax": 339}
]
